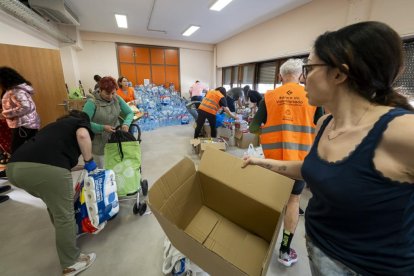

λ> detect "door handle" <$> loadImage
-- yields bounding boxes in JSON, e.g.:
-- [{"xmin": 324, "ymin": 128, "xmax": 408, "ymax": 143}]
[{"xmin": 57, "ymin": 100, "xmax": 69, "ymax": 111}]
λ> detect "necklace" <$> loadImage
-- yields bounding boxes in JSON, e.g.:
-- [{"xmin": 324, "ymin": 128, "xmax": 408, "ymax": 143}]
[{"xmin": 327, "ymin": 106, "xmax": 371, "ymax": 141}]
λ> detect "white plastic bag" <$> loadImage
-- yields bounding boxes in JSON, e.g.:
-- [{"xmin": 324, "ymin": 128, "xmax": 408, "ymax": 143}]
[
  {"xmin": 244, "ymin": 143, "xmax": 263, "ymax": 158},
  {"xmin": 162, "ymin": 237, "xmax": 209, "ymax": 276}
]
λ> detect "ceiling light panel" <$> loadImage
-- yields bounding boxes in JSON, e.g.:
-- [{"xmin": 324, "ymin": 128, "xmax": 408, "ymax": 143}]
[
  {"xmin": 182, "ymin": 25, "xmax": 200, "ymax": 36},
  {"xmin": 115, "ymin": 14, "xmax": 128, "ymax": 28},
  {"xmin": 210, "ymin": 0, "xmax": 233, "ymax": 11}
]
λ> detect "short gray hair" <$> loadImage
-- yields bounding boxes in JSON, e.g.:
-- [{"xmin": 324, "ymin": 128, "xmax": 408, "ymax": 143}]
[{"xmin": 280, "ymin": 58, "xmax": 303, "ymax": 77}]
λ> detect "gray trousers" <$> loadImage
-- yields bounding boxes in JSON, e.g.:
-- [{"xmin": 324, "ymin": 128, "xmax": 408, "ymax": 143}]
[{"xmin": 7, "ymin": 162, "xmax": 80, "ymax": 269}]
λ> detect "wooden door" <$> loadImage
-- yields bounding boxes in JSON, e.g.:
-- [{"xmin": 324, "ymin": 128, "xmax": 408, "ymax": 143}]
[
  {"xmin": 0, "ymin": 44, "xmax": 68, "ymax": 127},
  {"xmin": 151, "ymin": 65, "xmax": 165, "ymax": 86},
  {"xmin": 118, "ymin": 45, "xmax": 134, "ymax": 63},
  {"xmin": 135, "ymin": 47, "xmax": 150, "ymax": 64},
  {"xmin": 119, "ymin": 63, "xmax": 137, "ymax": 85},
  {"xmin": 150, "ymin": 48, "xmax": 164, "ymax": 64},
  {"xmin": 165, "ymin": 49, "xmax": 178, "ymax": 65},
  {"xmin": 136, "ymin": 65, "xmax": 151, "ymax": 85},
  {"xmin": 165, "ymin": 66, "xmax": 180, "ymax": 91}
]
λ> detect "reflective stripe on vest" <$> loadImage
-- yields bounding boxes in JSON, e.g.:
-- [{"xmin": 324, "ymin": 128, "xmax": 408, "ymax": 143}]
[
  {"xmin": 198, "ymin": 90, "xmax": 223, "ymax": 115},
  {"xmin": 261, "ymin": 124, "xmax": 315, "ymax": 134},
  {"xmin": 261, "ymin": 141, "xmax": 311, "ymax": 152}
]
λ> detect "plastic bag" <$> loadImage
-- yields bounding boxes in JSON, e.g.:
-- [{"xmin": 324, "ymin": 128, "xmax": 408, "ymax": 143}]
[
  {"xmin": 244, "ymin": 143, "xmax": 263, "ymax": 158},
  {"xmin": 162, "ymin": 238, "xmax": 209, "ymax": 276}
]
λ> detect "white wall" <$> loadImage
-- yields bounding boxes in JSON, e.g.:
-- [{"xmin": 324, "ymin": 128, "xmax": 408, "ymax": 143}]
[
  {"xmin": 77, "ymin": 32, "xmax": 215, "ymax": 94},
  {"xmin": 0, "ymin": 10, "xmax": 58, "ymax": 49},
  {"xmin": 216, "ymin": 0, "xmax": 414, "ymax": 68},
  {"xmin": 180, "ymin": 48, "xmax": 213, "ymax": 99},
  {"xmin": 76, "ymin": 41, "xmax": 119, "ymax": 92}
]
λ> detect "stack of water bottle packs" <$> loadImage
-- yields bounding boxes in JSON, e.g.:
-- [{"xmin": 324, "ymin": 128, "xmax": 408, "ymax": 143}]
[
  {"xmin": 74, "ymin": 170, "xmax": 120, "ymax": 234},
  {"xmin": 132, "ymin": 84, "xmax": 191, "ymax": 131}
]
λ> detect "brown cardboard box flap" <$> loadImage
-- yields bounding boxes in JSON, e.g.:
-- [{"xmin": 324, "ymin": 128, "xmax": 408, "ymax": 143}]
[{"xmin": 199, "ymin": 148, "xmax": 293, "ymax": 213}]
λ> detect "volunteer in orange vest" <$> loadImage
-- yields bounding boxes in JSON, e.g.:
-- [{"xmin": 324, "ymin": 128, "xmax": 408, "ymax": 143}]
[
  {"xmin": 116, "ymin": 76, "xmax": 135, "ymax": 103},
  {"xmin": 249, "ymin": 59, "xmax": 318, "ymax": 267},
  {"xmin": 194, "ymin": 87, "xmax": 237, "ymax": 138}
]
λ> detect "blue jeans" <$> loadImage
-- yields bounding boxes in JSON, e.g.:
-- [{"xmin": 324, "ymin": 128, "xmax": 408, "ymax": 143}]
[{"xmin": 306, "ymin": 236, "xmax": 361, "ymax": 276}]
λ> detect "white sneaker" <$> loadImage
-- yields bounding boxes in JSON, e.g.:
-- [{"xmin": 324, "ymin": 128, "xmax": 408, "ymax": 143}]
[{"xmin": 63, "ymin": 253, "xmax": 96, "ymax": 276}]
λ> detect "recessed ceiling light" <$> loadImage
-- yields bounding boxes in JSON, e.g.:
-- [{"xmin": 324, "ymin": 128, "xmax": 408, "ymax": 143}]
[
  {"xmin": 115, "ymin": 14, "xmax": 128, "ymax": 29},
  {"xmin": 209, "ymin": 0, "xmax": 233, "ymax": 11},
  {"xmin": 182, "ymin": 26, "xmax": 200, "ymax": 37}
]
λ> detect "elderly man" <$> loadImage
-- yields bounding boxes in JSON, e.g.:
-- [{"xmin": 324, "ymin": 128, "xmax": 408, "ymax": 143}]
[{"xmin": 249, "ymin": 59, "xmax": 319, "ymax": 267}]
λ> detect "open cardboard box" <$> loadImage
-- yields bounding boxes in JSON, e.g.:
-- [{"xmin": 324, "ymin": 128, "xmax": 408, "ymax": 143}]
[
  {"xmin": 148, "ymin": 148, "xmax": 293, "ymax": 276},
  {"xmin": 190, "ymin": 138, "xmax": 226, "ymax": 157}
]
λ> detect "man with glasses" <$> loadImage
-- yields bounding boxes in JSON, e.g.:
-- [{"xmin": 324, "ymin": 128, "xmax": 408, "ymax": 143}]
[{"xmin": 249, "ymin": 58, "xmax": 319, "ymax": 267}]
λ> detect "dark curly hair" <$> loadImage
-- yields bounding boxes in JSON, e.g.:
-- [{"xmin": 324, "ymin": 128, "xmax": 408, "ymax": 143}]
[
  {"xmin": 99, "ymin": 76, "xmax": 118, "ymax": 92},
  {"xmin": 0, "ymin": 67, "xmax": 31, "ymax": 95},
  {"xmin": 314, "ymin": 21, "xmax": 413, "ymax": 111}
]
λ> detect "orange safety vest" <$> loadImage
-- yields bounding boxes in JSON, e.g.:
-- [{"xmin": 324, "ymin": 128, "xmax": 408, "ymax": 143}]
[
  {"xmin": 116, "ymin": 87, "xmax": 135, "ymax": 103},
  {"xmin": 198, "ymin": 90, "xmax": 223, "ymax": 115},
  {"xmin": 260, "ymin": 83, "xmax": 316, "ymax": 161}
]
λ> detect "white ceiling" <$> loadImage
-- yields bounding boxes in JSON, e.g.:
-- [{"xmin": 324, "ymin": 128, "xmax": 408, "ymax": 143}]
[{"xmin": 66, "ymin": 0, "xmax": 311, "ymax": 44}]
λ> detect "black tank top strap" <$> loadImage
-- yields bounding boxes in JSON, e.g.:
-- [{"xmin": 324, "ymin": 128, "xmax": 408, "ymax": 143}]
[{"xmin": 357, "ymin": 108, "xmax": 413, "ymax": 160}]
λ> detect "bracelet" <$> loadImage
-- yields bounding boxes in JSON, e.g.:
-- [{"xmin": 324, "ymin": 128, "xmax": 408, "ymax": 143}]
[{"xmin": 84, "ymin": 157, "xmax": 94, "ymax": 163}]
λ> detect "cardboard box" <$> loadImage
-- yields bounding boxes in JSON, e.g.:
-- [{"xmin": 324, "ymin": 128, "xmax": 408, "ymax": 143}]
[
  {"xmin": 235, "ymin": 131, "xmax": 259, "ymax": 149},
  {"xmin": 190, "ymin": 138, "xmax": 226, "ymax": 157},
  {"xmin": 148, "ymin": 148, "xmax": 293, "ymax": 276},
  {"xmin": 217, "ymin": 126, "xmax": 236, "ymax": 146}
]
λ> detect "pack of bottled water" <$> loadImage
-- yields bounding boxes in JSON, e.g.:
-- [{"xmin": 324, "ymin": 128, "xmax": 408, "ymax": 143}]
[{"xmin": 131, "ymin": 84, "xmax": 192, "ymax": 132}]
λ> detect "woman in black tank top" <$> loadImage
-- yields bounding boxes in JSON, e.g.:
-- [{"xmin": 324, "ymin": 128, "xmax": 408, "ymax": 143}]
[{"xmin": 243, "ymin": 21, "xmax": 414, "ymax": 275}]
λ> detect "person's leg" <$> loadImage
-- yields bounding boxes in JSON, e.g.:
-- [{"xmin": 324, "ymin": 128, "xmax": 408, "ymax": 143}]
[
  {"xmin": 7, "ymin": 162, "xmax": 80, "ymax": 269},
  {"xmin": 278, "ymin": 180, "xmax": 305, "ymax": 267},
  {"xmin": 194, "ymin": 110, "xmax": 207, "ymax": 138},
  {"xmin": 206, "ymin": 112, "xmax": 217, "ymax": 138}
]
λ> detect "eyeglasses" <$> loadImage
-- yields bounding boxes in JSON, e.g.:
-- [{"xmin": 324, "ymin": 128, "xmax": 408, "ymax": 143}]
[{"xmin": 302, "ymin": 64, "xmax": 329, "ymax": 80}]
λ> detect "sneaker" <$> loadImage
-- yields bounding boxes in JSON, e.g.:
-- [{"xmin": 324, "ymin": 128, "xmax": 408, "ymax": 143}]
[
  {"xmin": 0, "ymin": 185, "xmax": 11, "ymax": 193},
  {"xmin": 299, "ymin": 208, "xmax": 305, "ymax": 216},
  {"xmin": 63, "ymin": 253, "xmax": 96, "ymax": 276},
  {"xmin": 0, "ymin": 195, "xmax": 9, "ymax": 204},
  {"xmin": 278, "ymin": 248, "xmax": 298, "ymax": 267}
]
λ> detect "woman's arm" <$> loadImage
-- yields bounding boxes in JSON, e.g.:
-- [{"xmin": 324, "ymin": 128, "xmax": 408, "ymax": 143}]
[
  {"xmin": 242, "ymin": 156, "xmax": 304, "ymax": 180},
  {"xmin": 118, "ymin": 96, "xmax": 134, "ymax": 129},
  {"xmin": 82, "ymin": 100, "xmax": 104, "ymax": 133},
  {"xmin": 376, "ymin": 113, "xmax": 414, "ymax": 183},
  {"xmin": 2, "ymin": 91, "xmax": 34, "ymax": 118},
  {"xmin": 249, "ymin": 100, "xmax": 267, "ymax": 134},
  {"xmin": 76, "ymin": 127, "xmax": 93, "ymax": 161}
]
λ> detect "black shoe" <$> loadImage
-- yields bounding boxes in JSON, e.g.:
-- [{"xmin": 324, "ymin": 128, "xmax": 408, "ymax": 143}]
[
  {"xmin": 0, "ymin": 170, "xmax": 6, "ymax": 178},
  {"xmin": 299, "ymin": 208, "xmax": 305, "ymax": 216},
  {"xmin": 0, "ymin": 185, "xmax": 11, "ymax": 193},
  {"xmin": 0, "ymin": 195, "xmax": 9, "ymax": 203}
]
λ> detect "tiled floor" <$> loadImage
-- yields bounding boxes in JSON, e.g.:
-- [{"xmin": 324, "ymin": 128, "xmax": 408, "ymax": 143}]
[{"xmin": 0, "ymin": 124, "xmax": 312, "ymax": 276}]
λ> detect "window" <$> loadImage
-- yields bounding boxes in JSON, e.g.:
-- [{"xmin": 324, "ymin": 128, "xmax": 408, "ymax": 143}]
[
  {"xmin": 257, "ymin": 61, "xmax": 276, "ymax": 93},
  {"xmin": 232, "ymin": 66, "xmax": 239, "ymax": 87},
  {"xmin": 395, "ymin": 40, "xmax": 414, "ymax": 105},
  {"xmin": 223, "ymin": 67, "xmax": 232, "ymax": 91},
  {"xmin": 240, "ymin": 64, "xmax": 255, "ymax": 90}
]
